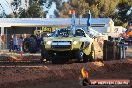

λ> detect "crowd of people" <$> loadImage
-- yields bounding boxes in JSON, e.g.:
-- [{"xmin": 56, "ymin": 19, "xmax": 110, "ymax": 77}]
[
  {"xmin": 9, "ymin": 34, "xmax": 26, "ymax": 52},
  {"xmin": 8, "ymin": 34, "xmax": 43, "ymax": 53}
]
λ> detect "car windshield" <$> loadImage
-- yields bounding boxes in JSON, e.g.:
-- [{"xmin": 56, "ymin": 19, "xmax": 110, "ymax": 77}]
[
  {"xmin": 55, "ymin": 28, "xmax": 72, "ymax": 37},
  {"xmin": 51, "ymin": 28, "xmax": 87, "ymax": 37}
]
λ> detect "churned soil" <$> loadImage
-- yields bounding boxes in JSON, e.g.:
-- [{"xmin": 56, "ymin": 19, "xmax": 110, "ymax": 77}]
[
  {"xmin": 0, "ymin": 59, "xmax": 131, "ymax": 88},
  {"xmin": 0, "ymin": 43, "xmax": 131, "ymax": 88}
]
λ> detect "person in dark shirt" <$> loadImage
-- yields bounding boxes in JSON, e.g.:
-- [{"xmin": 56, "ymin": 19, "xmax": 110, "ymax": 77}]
[{"xmin": 9, "ymin": 36, "xmax": 13, "ymax": 52}]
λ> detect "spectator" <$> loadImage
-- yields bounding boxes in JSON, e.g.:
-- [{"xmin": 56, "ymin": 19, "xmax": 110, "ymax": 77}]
[
  {"xmin": 13, "ymin": 35, "xmax": 19, "ymax": 52},
  {"xmin": 0, "ymin": 35, "xmax": 2, "ymax": 50},
  {"xmin": 19, "ymin": 35, "xmax": 23, "ymax": 52},
  {"xmin": 0, "ymin": 35, "xmax": 4, "ymax": 50},
  {"xmin": 23, "ymin": 34, "xmax": 27, "ymax": 39},
  {"xmin": 36, "ymin": 34, "xmax": 41, "ymax": 50},
  {"xmin": 9, "ymin": 36, "xmax": 13, "ymax": 52}
]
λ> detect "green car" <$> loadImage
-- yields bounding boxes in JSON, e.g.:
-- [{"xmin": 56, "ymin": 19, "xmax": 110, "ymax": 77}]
[{"xmin": 41, "ymin": 28, "xmax": 95, "ymax": 64}]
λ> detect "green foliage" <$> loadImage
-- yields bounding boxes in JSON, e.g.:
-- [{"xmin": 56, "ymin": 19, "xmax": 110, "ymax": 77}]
[
  {"xmin": 53, "ymin": 0, "xmax": 131, "ymax": 26},
  {"xmin": 54, "ymin": 0, "xmax": 119, "ymax": 18},
  {"xmin": 53, "ymin": 0, "xmax": 63, "ymax": 10},
  {"xmin": 10, "ymin": 0, "xmax": 21, "ymax": 17},
  {"xmin": 59, "ymin": 2, "xmax": 72, "ymax": 17},
  {"xmin": 112, "ymin": 0, "xmax": 132, "ymax": 26},
  {"xmin": 98, "ymin": 0, "xmax": 119, "ymax": 17},
  {"xmin": 90, "ymin": 5, "xmax": 98, "ymax": 18},
  {"xmin": 56, "ymin": 0, "xmax": 89, "ymax": 17},
  {"xmin": 6, "ymin": 0, "xmax": 52, "ymax": 18},
  {"xmin": 20, "ymin": 2, "xmax": 45, "ymax": 18}
]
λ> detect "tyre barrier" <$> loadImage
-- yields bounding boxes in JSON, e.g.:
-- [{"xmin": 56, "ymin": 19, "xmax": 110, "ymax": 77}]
[{"xmin": 103, "ymin": 40, "xmax": 126, "ymax": 61}]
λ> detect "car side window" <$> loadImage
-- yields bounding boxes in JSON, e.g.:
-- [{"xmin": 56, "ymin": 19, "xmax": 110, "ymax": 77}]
[{"xmin": 75, "ymin": 29, "xmax": 85, "ymax": 37}]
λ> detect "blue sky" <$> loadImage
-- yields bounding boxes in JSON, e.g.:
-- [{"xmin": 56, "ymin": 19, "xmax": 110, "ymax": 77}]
[{"xmin": 0, "ymin": 0, "xmax": 13, "ymax": 14}]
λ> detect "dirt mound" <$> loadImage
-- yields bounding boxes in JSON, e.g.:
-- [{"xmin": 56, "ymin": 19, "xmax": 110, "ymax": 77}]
[{"xmin": 0, "ymin": 59, "xmax": 131, "ymax": 88}]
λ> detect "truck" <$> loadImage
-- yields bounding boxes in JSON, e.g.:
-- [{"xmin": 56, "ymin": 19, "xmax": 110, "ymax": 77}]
[
  {"xmin": 40, "ymin": 11, "xmax": 96, "ymax": 64},
  {"xmin": 41, "ymin": 28, "xmax": 95, "ymax": 64}
]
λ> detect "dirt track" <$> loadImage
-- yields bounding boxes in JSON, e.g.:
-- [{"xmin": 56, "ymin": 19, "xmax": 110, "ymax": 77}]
[
  {"xmin": 0, "ymin": 43, "xmax": 131, "ymax": 88},
  {"xmin": 0, "ymin": 59, "xmax": 131, "ymax": 88}
]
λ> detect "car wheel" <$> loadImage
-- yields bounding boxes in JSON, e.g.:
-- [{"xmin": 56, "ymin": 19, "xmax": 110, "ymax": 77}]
[
  {"xmin": 84, "ymin": 44, "xmax": 95, "ymax": 62},
  {"xmin": 83, "ymin": 54, "xmax": 89, "ymax": 62},
  {"xmin": 51, "ymin": 54, "xmax": 67, "ymax": 64},
  {"xmin": 76, "ymin": 49, "xmax": 84, "ymax": 62},
  {"xmin": 51, "ymin": 56, "xmax": 58, "ymax": 64},
  {"xmin": 89, "ymin": 50, "xmax": 95, "ymax": 62},
  {"xmin": 51, "ymin": 56, "xmax": 62, "ymax": 64},
  {"xmin": 41, "ymin": 49, "xmax": 50, "ymax": 62}
]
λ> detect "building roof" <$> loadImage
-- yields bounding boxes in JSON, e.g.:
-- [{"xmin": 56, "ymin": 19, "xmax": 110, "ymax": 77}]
[{"xmin": 0, "ymin": 18, "xmax": 112, "ymax": 27}]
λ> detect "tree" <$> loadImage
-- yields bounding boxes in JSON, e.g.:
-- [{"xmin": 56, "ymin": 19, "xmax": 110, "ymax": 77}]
[
  {"xmin": 53, "ymin": 0, "xmax": 119, "ymax": 18},
  {"xmin": 58, "ymin": 2, "xmax": 72, "ymax": 18},
  {"xmin": 23, "ymin": 2, "xmax": 45, "ymax": 18},
  {"xmin": 19, "ymin": 1, "xmax": 45, "ymax": 18},
  {"xmin": 113, "ymin": 0, "xmax": 132, "ymax": 26},
  {"xmin": 6, "ymin": 0, "xmax": 52, "ymax": 18},
  {"xmin": 10, "ymin": 0, "xmax": 22, "ymax": 17},
  {"xmin": 90, "ymin": 5, "xmax": 99, "ymax": 18},
  {"xmin": 54, "ymin": 0, "xmax": 89, "ymax": 18},
  {"xmin": 53, "ymin": 0, "xmax": 63, "ymax": 10}
]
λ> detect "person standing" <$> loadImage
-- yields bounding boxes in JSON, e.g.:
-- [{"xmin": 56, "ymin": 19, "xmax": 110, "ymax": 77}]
[
  {"xmin": 0, "ymin": 35, "xmax": 2, "ymax": 50},
  {"xmin": 19, "ymin": 35, "xmax": 23, "ymax": 52},
  {"xmin": 0, "ymin": 35, "xmax": 4, "ymax": 50},
  {"xmin": 9, "ymin": 36, "xmax": 13, "ymax": 52},
  {"xmin": 13, "ymin": 35, "xmax": 19, "ymax": 52}
]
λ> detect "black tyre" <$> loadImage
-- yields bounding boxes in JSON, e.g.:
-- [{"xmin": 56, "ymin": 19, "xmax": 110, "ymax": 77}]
[
  {"xmin": 76, "ymin": 49, "xmax": 84, "ymax": 62},
  {"xmin": 52, "ymin": 57, "xmax": 67, "ymax": 64},
  {"xmin": 88, "ymin": 50, "xmax": 95, "ymax": 62},
  {"xmin": 83, "ymin": 44, "xmax": 95, "ymax": 62},
  {"xmin": 51, "ymin": 56, "xmax": 60, "ymax": 64},
  {"xmin": 41, "ymin": 49, "xmax": 50, "ymax": 62},
  {"xmin": 51, "ymin": 53, "xmax": 68, "ymax": 64}
]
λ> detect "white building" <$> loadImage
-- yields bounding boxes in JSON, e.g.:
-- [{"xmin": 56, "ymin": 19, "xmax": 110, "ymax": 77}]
[
  {"xmin": 0, "ymin": 18, "xmax": 114, "ymax": 35},
  {"xmin": 0, "ymin": 18, "xmax": 116, "ymax": 49}
]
